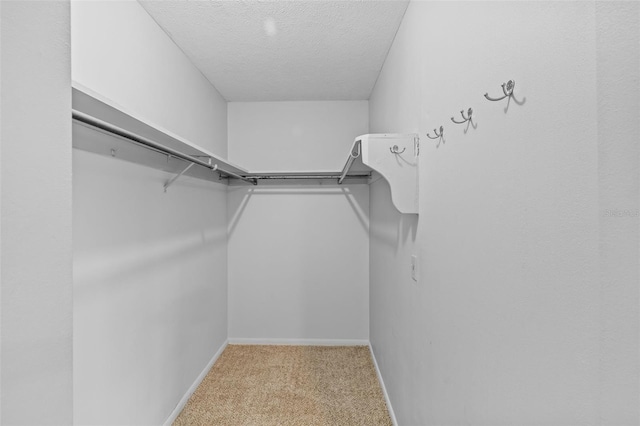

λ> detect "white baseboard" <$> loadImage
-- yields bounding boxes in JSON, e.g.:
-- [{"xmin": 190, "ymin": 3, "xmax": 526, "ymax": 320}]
[
  {"xmin": 369, "ymin": 343, "xmax": 398, "ymax": 426},
  {"xmin": 227, "ymin": 338, "xmax": 370, "ymax": 346},
  {"xmin": 163, "ymin": 340, "xmax": 228, "ymax": 426}
]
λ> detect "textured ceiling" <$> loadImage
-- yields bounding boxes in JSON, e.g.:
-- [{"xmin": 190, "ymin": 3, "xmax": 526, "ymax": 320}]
[{"xmin": 139, "ymin": 0, "xmax": 409, "ymax": 101}]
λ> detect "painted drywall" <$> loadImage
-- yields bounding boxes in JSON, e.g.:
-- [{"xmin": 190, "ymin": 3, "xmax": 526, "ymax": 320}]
[
  {"xmin": 369, "ymin": 1, "xmax": 638, "ymax": 425},
  {"xmin": 71, "ymin": 1, "xmax": 230, "ymax": 424},
  {"xmin": 227, "ymin": 185, "xmax": 370, "ymax": 341},
  {"xmin": 73, "ymin": 150, "xmax": 228, "ymax": 425},
  {"xmin": 595, "ymin": 2, "xmax": 640, "ymax": 423},
  {"xmin": 228, "ymin": 101, "xmax": 369, "ymax": 172},
  {"xmin": 71, "ymin": 0, "xmax": 228, "ymax": 157},
  {"xmin": 1, "ymin": 1, "xmax": 73, "ymax": 424},
  {"xmin": 227, "ymin": 102, "xmax": 370, "ymax": 341},
  {"xmin": 1, "ymin": 2, "xmax": 3, "ymax": 419}
]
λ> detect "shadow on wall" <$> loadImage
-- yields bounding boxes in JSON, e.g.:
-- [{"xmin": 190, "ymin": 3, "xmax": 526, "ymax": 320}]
[
  {"xmin": 74, "ymin": 226, "xmax": 226, "ymax": 291},
  {"xmin": 501, "ymin": 90, "xmax": 526, "ymax": 114},
  {"xmin": 463, "ymin": 116, "xmax": 478, "ymax": 134},
  {"xmin": 370, "ymin": 178, "xmax": 418, "ymax": 251},
  {"xmin": 73, "ymin": 159, "xmax": 229, "ymax": 293},
  {"xmin": 227, "ymin": 187, "xmax": 255, "ymax": 237},
  {"xmin": 227, "ymin": 185, "xmax": 370, "ymax": 237},
  {"xmin": 226, "ymin": 183, "xmax": 371, "ymax": 341},
  {"xmin": 400, "ymin": 212, "xmax": 418, "ymax": 249},
  {"xmin": 341, "ymin": 187, "xmax": 369, "ymax": 232}
]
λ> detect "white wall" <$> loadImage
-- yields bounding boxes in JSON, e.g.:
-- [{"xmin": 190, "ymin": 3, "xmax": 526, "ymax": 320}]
[
  {"xmin": 73, "ymin": 150, "xmax": 227, "ymax": 425},
  {"xmin": 1, "ymin": 2, "xmax": 4, "ymax": 419},
  {"xmin": 227, "ymin": 102, "xmax": 370, "ymax": 342},
  {"xmin": 71, "ymin": 0, "xmax": 228, "ymax": 158},
  {"xmin": 369, "ymin": 1, "xmax": 638, "ymax": 425},
  {"xmin": 1, "ymin": 1, "xmax": 73, "ymax": 424},
  {"xmin": 595, "ymin": 3, "xmax": 640, "ymax": 422},
  {"xmin": 228, "ymin": 101, "xmax": 369, "ymax": 172},
  {"xmin": 71, "ymin": 1, "xmax": 230, "ymax": 424}
]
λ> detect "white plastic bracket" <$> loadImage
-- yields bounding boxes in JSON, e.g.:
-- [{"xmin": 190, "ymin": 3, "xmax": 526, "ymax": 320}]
[{"xmin": 355, "ymin": 133, "xmax": 419, "ymax": 214}]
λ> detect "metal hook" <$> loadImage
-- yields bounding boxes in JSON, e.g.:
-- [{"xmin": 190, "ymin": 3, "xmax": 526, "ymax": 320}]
[
  {"xmin": 451, "ymin": 107, "xmax": 473, "ymax": 124},
  {"xmin": 426, "ymin": 126, "xmax": 444, "ymax": 140},
  {"xmin": 484, "ymin": 79, "xmax": 515, "ymax": 102},
  {"xmin": 389, "ymin": 145, "xmax": 406, "ymax": 155}
]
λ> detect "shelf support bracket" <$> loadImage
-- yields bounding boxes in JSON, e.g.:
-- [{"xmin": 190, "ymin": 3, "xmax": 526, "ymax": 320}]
[
  {"xmin": 163, "ymin": 162, "xmax": 196, "ymax": 192},
  {"xmin": 352, "ymin": 133, "xmax": 419, "ymax": 214}
]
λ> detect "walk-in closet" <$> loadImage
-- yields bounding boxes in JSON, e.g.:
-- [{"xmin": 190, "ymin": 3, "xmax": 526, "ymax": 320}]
[{"xmin": 1, "ymin": 1, "xmax": 638, "ymax": 425}]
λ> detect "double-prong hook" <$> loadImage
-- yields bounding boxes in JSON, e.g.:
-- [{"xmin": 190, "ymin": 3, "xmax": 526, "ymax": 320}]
[
  {"xmin": 426, "ymin": 126, "xmax": 444, "ymax": 140},
  {"xmin": 389, "ymin": 145, "xmax": 406, "ymax": 155},
  {"xmin": 451, "ymin": 108, "xmax": 473, "ymax": 124},
  {"xmin": 484, "ymin": 79, "xmax": 515, "ymax": 102}
]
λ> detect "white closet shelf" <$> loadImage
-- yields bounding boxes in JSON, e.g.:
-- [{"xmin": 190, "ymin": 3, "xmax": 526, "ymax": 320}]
[
  {"xmin": 72, "ymin": 86, "xmax": 419, "ymax": 213},
  {"xmin": 72, "ymin": 84, "xmax": 251, "ymax": 186}
]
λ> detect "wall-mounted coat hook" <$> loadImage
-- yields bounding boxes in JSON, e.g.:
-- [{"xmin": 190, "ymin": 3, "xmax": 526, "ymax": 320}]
[
  {"xmin": 451, "ymin": 108, "xmax": 473, "ymax": 124},
  {"xmin": 484, "ymin": 79, "xmax": 515, "ymax": 102},
  {"xmin": 389, "ymin": 145, "xmax": 406, "ymax": 154},
  {"xmin": 426, "ymin": 126, "xmax": 444, "ymax": 139}
]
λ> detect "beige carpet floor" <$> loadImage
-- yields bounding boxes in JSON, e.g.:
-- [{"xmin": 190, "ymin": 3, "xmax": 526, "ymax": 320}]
[{"xmin": 173, "ymin": 345, "xmax": 393, "ymax": 426}]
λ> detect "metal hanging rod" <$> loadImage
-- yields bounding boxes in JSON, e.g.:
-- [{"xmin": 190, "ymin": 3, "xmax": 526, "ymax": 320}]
[
  {"xmin": 72, "ymin": 110, "xmax": 257, "ymax": 186},
  {"xmin": 338, "ymin": 140, "xmax": 361, "ymax": 184},
  {"xmin": 245, "ymin": 173, "xmax": 370, "ymax": 181}
]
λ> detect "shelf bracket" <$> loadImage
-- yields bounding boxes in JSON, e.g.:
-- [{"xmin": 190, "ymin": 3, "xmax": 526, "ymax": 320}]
[
  {"xmin": 346, "ymin": 133, "xmax": 419, "ymax": 214},
  {"xmin": 163, "ymin": 162, "xmax": 196, "ymax": 192}
]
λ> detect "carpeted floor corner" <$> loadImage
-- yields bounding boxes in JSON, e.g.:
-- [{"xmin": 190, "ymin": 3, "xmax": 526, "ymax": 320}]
[{"xmin": 173, "ymin": 345, "xmax": 393, "ymax": 426}]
